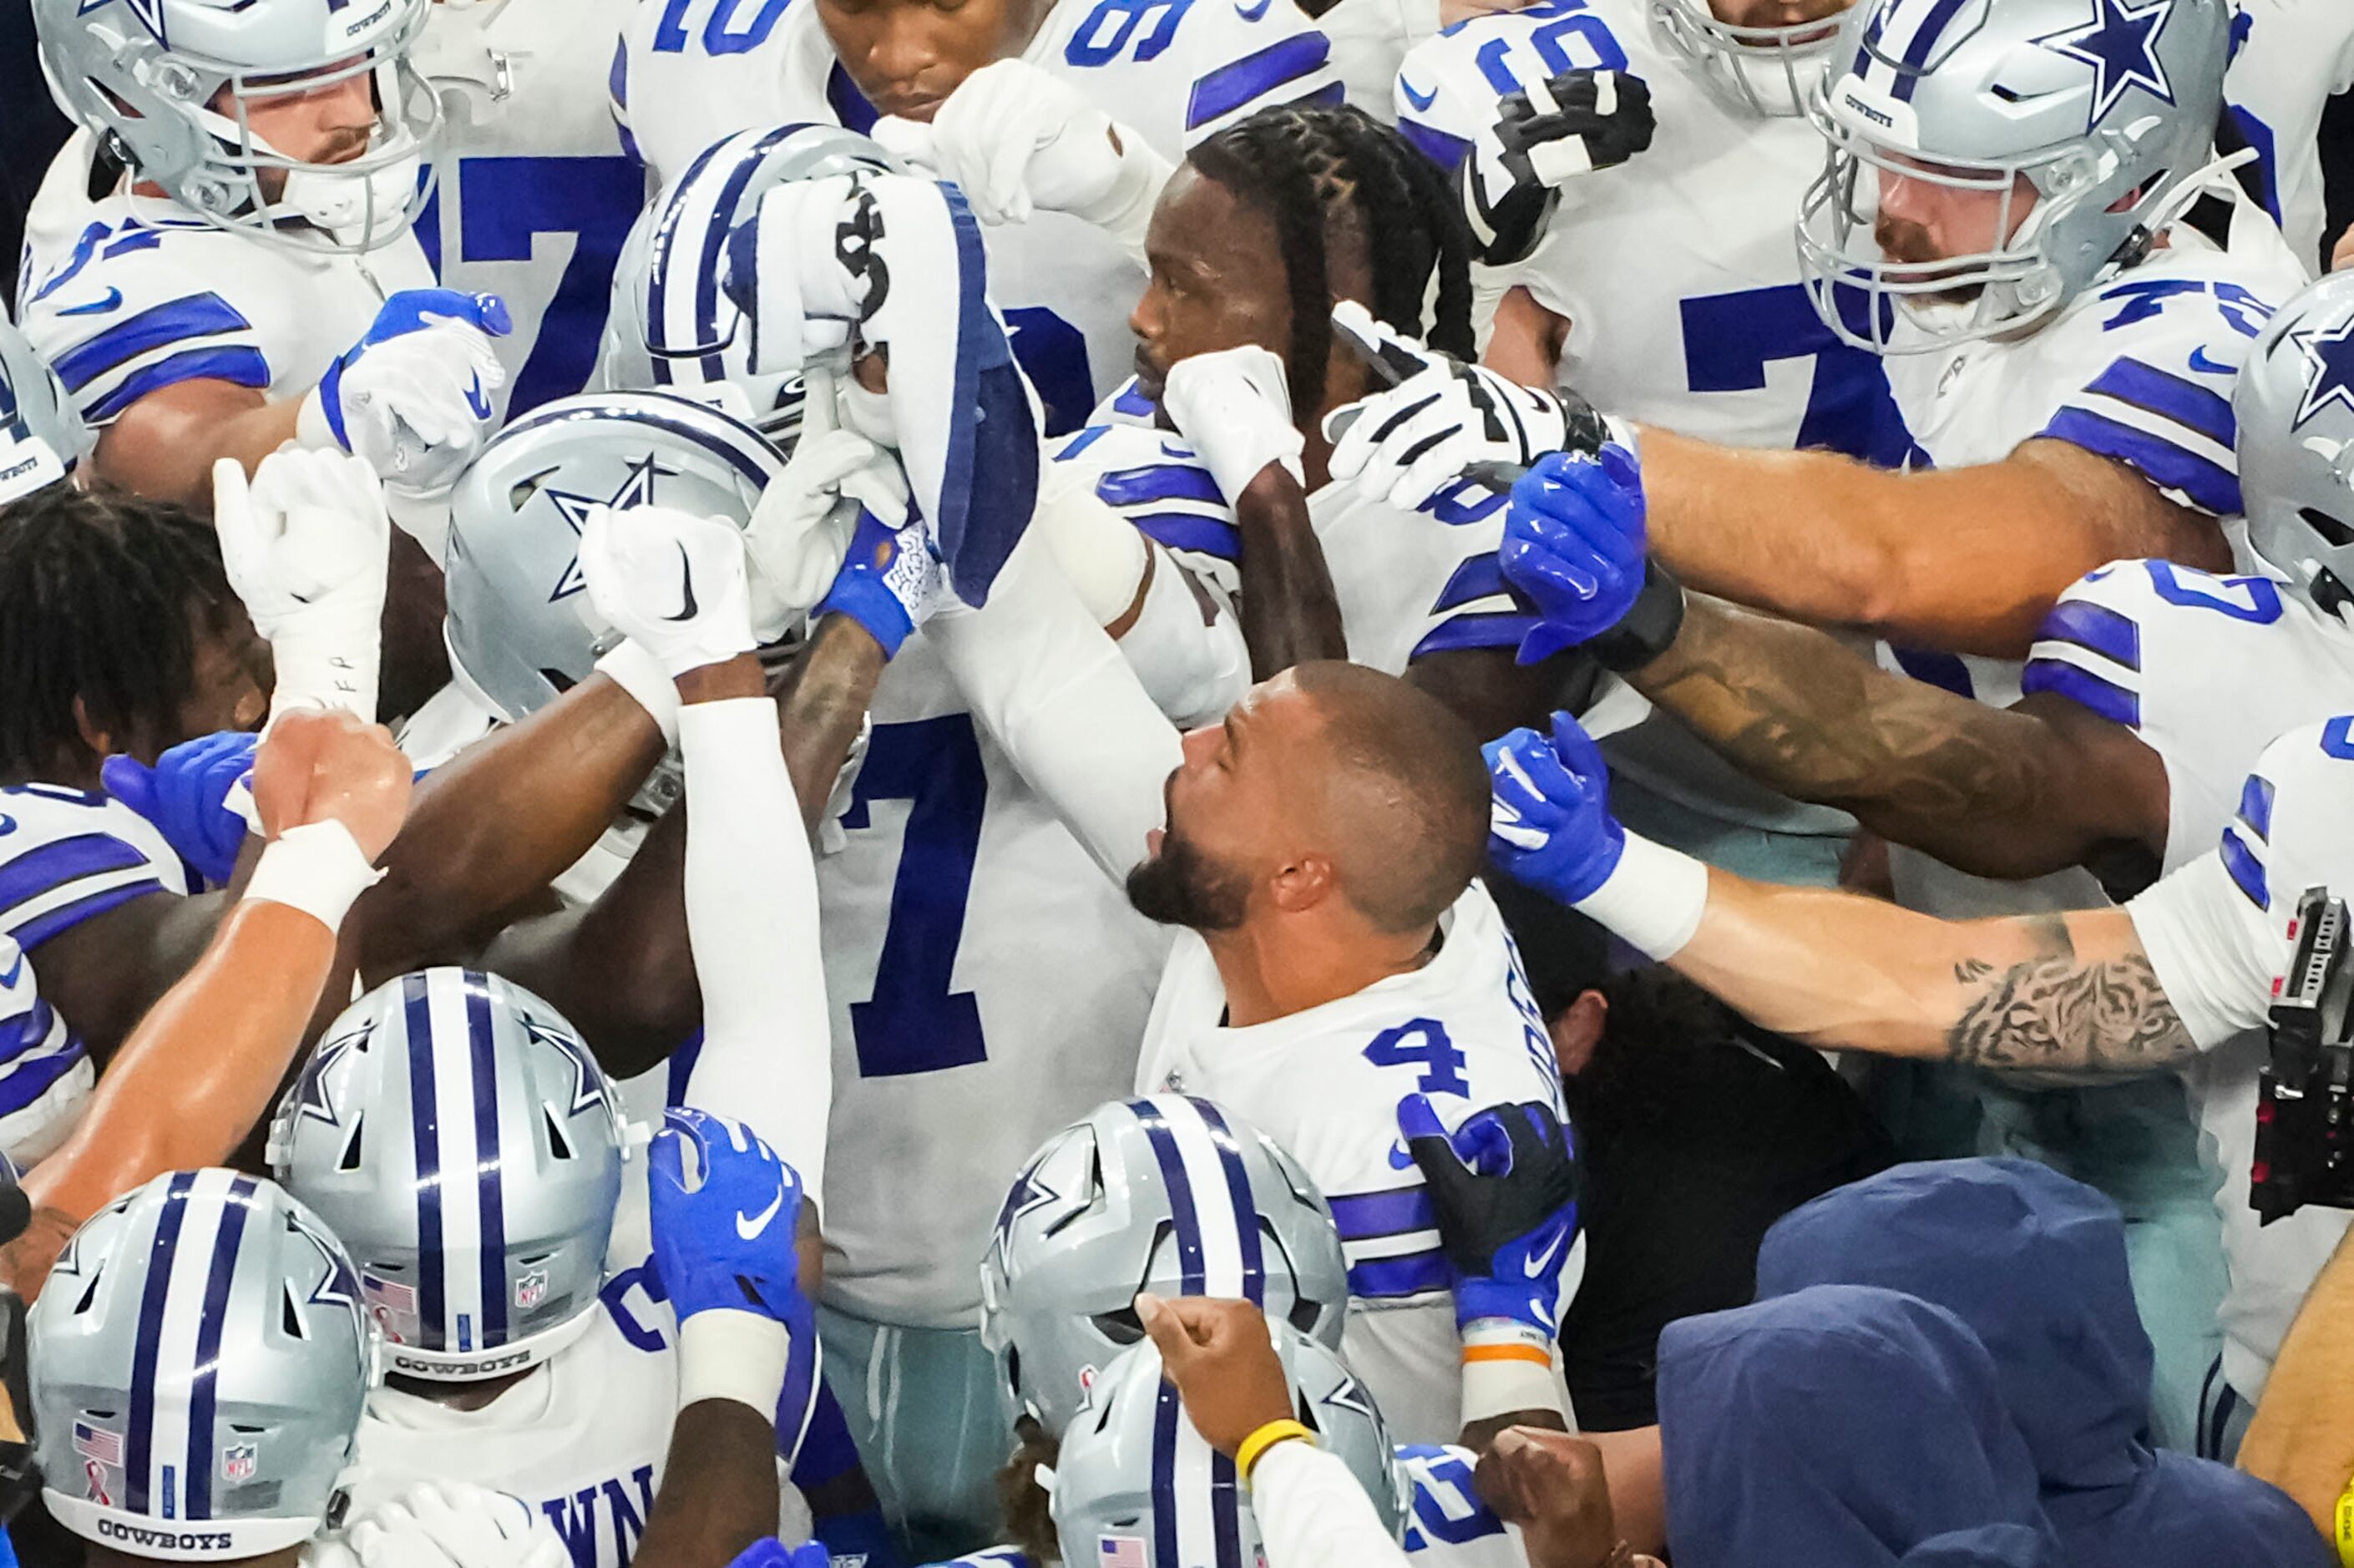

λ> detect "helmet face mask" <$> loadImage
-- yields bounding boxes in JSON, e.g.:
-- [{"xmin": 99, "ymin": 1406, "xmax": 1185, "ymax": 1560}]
[
  {"xmin": 1795, "ymin": 0, "xmax": 2230, "ymax": 354},
  {"xmin": 35, "ymin": 0, "xmax": 443, "ymax": 255},
  {"xmin": 1648, "ymin": 0, "xmax": 1853, "ymax": 119},
  {"xmin": 2237, "ymin": 274, "xmax": 2354, "ymax": 613}
]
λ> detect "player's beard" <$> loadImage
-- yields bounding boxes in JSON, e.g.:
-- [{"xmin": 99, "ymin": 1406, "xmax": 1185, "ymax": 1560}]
[
  {"xmin": 1125, "ymin": 825, "xmax": 1249, "ymax": 933},
  {"xmin": 1875, "ymin": 213, "xmax": 1987, "ymax": 304}
]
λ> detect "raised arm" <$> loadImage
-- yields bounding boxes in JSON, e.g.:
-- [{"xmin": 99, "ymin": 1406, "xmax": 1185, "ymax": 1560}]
[{"xmin": 6, "ymin": 709, "xmax": 411, "ymax": 1300}]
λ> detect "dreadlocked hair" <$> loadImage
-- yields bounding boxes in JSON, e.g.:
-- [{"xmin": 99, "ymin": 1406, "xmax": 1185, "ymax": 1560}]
[
  {"xmin": 0, "ymin": 482, "xmax": 235, "ymax": 776},
  {"xmin": 1185, "ymin": 102, "xmax": 1475, "ymax": 422}
]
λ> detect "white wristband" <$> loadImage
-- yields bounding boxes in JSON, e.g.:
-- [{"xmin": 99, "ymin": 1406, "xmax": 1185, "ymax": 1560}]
[
  {"xmin": 1460, "ymin": 1320, "xmax": 1566, "ymax": 1427},
  {"xmin": 595, "ymin": 639, "xmax": 682, "ymax": 747},
  {"xmin": 676, "ymin": 1308, "xmax": 792, "ymax": 1417},
  {"xmin": 242, "ymin": 820, "xmax": 386, "ymax": 934},
  {"xmin": 1573, "ymin": 830, "xmax": 1709, "ymax": 961}
]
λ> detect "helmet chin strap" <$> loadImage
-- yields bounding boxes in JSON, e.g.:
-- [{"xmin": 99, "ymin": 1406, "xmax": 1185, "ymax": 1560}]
[{"xmin": 2106, "ymin": 145, "xmax": 2262, "ymax": 271}]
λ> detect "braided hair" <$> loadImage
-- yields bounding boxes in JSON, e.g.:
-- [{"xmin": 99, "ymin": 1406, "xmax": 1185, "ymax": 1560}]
[
  {"xmin": 1184, "ymin": 102, "xmax": 1476, "ymax": 422},
  {"xmin": 0, "ymin": 483, "xmax": 236, "ymax": 776}
]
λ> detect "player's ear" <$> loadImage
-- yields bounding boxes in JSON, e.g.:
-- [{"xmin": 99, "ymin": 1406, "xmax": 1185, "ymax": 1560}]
[
  {"xmin": 69, "ymin": 694, "xmax": 117, "ymax": 768},
  {"xmin": 1267, "ymin": 852, "xmax": 1335, "ymax": 915}
]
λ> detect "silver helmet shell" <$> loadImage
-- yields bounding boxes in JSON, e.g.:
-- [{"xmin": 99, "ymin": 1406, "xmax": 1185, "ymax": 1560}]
[
  {"xmin": 1797, "ymin": 0, "xmax": 2232, "ymax": 352},
  {"xmin": 598, "ymin": 122, "xmax": 904, "ymax": 443},
  {"xmin": 441, "ymin": 389, "xmax": 791, "ymax": 729},
  {"xmin": 980, "ymin": 1095, "xmax": 1351, "ymax": 1436},
  {"xmin": 31, "ymin": 1169, "xmax": 374, "ymax": 1561},
  {"xmin": 0, "ymin": 316, "xmax": 91, "ymax": 506},
  {"xmin": 1648, "ymin": 0, "xmax": 1856, "ymax": 118},
  {"xmin": 267, "ymin": 969, "xmax": 630, "ymax": 1382},
  {"xmin": 2238, "ymin": 271, "xmax": 2354, "ymax": 612},
  {"xmin": 1050, "ymin": 1323, "xmax": 1408, "ymax": 1566},
  {"xmin": 33, "ymin": 0, "xmax": 442, "ymax": 254}
]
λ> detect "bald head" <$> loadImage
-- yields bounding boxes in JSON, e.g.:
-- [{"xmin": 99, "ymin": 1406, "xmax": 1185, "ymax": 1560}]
[{"xmin": 1288, "ymin": 660, "xmax": 1490, "ymax": 933}]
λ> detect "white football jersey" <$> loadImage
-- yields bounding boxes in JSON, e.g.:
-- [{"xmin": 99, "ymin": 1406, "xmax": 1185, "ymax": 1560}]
[
  {"xmin": 411, "ymin": 0, "xmax": 650, "ymax": 421},
  {"xmin": 813, "ymin": 631, "xmax": 1174, "ymax": 1326},
  {"xmin": 2027, "ymin": 565, "xmax": 2354, "ymax": 1400},
  {"xmin": 2222, "ymin": 0, "xmax": 2354, "ymax": 271},
  {"xmin": 1050, "ymin": 412, "xmax": 1536, "ymax": 675},
  {"xmin": 14, "ymin": 134, "xmax": 434, "ymax": 427},
  {"xmin": 614, "ymin": 0, "xmax": 1339, "ymax": 431},
  {"xmin": 0, "ymin": 933, "xmax": 86, "ymax": 1170},
  {"xmin": 1133, "ymin": 882, "xmax": 1570, "ymax": 1445},
  {"xmin": 342, "ymin": 1233, "xmax": 821, "ymax": 1568}
]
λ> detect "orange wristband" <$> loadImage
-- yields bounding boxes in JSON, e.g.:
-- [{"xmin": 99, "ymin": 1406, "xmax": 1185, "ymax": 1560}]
[{"xmin": 1462, "ymin": 1342, "xmax": 1555, "ymax": 1368}]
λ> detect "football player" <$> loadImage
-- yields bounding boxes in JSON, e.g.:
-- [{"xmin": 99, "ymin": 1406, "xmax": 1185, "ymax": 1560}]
[
  {"xmin": 20, "ymin": 0, "xmax": 505, "ymax": 518},
  {"xmin": 612, "ymin": 0, "xmax": 1341, "ymax": 428},
  {"xmin": 1484, "ymin": 266, "xmax": 2354, "ymax": 1459}
]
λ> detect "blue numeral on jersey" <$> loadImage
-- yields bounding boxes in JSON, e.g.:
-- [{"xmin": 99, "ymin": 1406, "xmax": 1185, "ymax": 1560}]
[
  {"xmin": 1680, "ymin": 283, "xmax": 1913, "ymax": 465},
  {"xmin": 2144, "ymin": 561, "xmax": 2284, "ymax": 624},
  {"xmin": 1471, "ymin": 11, "xmax": 1628, "ymax": 96},
  {"xmin": 1066, "ymin": 0, "xmax": 1195, "ymax": 66},
  {"xmin": 841, "ymin": 715, "xmax": 990, "ymax": 1078},
  {"xmin": 1003, "ymin": 306, "xmax": 1096, "ymax": 437},
  {"xmin": 1395, "ymin": 1447, "xmax": 1508, "ymax": 1549},
  {"xmin": 653, "ymin": 0, "xmax": 792, "ymax": 53},
  {"xmin": 1364, "ymin": 1018, "xmax": 1470, "ymax": 1097}
]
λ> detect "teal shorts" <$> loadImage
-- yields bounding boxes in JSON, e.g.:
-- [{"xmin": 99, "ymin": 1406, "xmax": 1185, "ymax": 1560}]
[{"xmin": 818, "ymin": 1306, "xmax": 1015, "ymax": 1564}]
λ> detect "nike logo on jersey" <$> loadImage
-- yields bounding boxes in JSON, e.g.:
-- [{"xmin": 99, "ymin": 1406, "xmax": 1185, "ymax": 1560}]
[
  {"xmin": 0, "ymin": 953, "xmax": 21, "ymax": 989},
  {"xmin": 1388, "ymin": 1139, "xmax": 1416, "ymax": 1171},
  {"xmin": 0, "ymin": 813, "xmax": 14, "ymax": 837},
  {"xmin": 666, "ymin": 542, "xmax": 699, "ymax": 621},
  {"xmin": 737, "ymin": 1187, "xmax": 786, "ymax": 1240},
  {"xmin": 1234, "ymin": 0, "xmax": 1273, "ymax": 18},
  {"xmin": 1400, "ymin": 78, "xmax": 1440, "ymax": 113},
  {"xmin": 2187, "ymin": 346, "xmax": 2235, "ymax": 377},
  {"xmin": 58, "ymin": 287, "xmax": 124, "ymax": 316},
  {"xmin": 1523, "ymin": 1228, "xmax": 1565, "ymax": 1279}
]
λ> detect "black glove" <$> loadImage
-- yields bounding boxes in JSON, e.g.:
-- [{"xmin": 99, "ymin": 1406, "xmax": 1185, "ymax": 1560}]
[
  {"xmin": 1466, "ymin": 68, "xmax": 1656, "ymax": 266},
  {"xmin": 1399, "ymin": 1096, "xmax": 1582, "ymax": 1332}
]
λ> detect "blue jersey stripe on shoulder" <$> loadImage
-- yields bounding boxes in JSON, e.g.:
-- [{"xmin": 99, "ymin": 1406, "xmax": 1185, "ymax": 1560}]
[
  {"xmin": 2041, "ymin": 407, "xmax": 2239, "ymax": 515},
  {"xmin": 1399, "ymin": 119, "xmax": 1473, "ymax": 175},
  {"xmin": 85, "ymin": 346, "xmax": 271, "ymax": 423},
  {"xmin": 2038, "ymin": 599, "xmax": 2141, "ymax": 672},
  {"xmin": 2020, "ymin": 657, "xmax": 2141, "ymax": 729},
  {"xmin": 51, "ymin": 295, "xmax": 253, "ymax": 392},
  {"xmin": 1099, "ymin": 463, "xmax": 1223, "ymax": 507},
  {"xmin": 1132, "ymin": 510, "xmax": 1240, "ymax": 560},
  {"xmin": 1348, "ymin": 1247, "xmax": 1450, "ymax": 1299},
  {"xmin": 12, "ymin": 880, "xmax": 167, "ymax": 951},
  {"xmin": 1410, "ymin": 609, "xmax": 1531, "ymax": 660},
  {"xmin": 1329, "ymin": 1186, "xmax": 1435, "ymax": 1242},
  {"xmin": 1186, "ymin": 31, "xmax": 1332, "ymax": 130},
  {"xmin": 2238, "ymin": 772, "xmax": 2276, "ymax": 842},
  {"xmin": 2220, "ymin": 827, "xmax": 2267, "ymax": 910},
  {"xmin": 0, "ymin": 833, "xmax": 153, "ymax": 922},
  {"xmin": 2083, "ymin": 358, "xmax": 2237, "ymax": 449}
]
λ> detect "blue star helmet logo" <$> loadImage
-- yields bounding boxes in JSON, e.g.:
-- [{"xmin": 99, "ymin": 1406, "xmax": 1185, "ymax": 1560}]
[
  {"xmin": 541, "ymin": 453, "xmax": 671, "ymax": 604},
  {"xmin": 286, "ymin": 1206, "xmax": 367, "ymax": 1338},
  {"xmin": 990, "ymin": 1160, "xmax": 1063, "ymax": 1273},
  {"xmin": 291, "ymin": 1019, "xmax": 373, "ymax": 1130},
  {"xmin": 522, "ymin": 1016, "xmax": 610, "ymax": 1118},
  {"xmin": 2292, "ymin": 315, "xmax": 2354, "ymax": 430},
  {"xmin": 2036, "ymin": 0, "xmax": 2176, "ymax": 125},
  {"xmin": 1320, "ymin": 1370, "xmax": 1379, "ymax": 1426}
]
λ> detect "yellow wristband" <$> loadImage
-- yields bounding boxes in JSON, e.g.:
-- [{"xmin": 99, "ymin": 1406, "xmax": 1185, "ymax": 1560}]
[
  {"xmin": 2335, "ymin": 1477, "xmax": 2354, "ymax": 1568},
  {"xmin": 1235, "ymin": 1419, "xmax": 1314, "ymax": 1484}
]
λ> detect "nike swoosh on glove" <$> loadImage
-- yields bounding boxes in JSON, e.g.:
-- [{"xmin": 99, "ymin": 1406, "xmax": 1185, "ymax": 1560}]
[
  {"xmin": 102, "ymin": 731, "xmax": 259, "ymax": 888},
  {"xmin": 298, "ymin": 290, "xmax": 510, "ymax": 494},
  {"xmin": 1397, "ymin": 1095, "xmax": 1581, "ymax": 1335},
  {"xmin": 1465, "ymin": 68, "xmax": 1655, "ymax": 266},
  {"xmin": 649, "ymin": 1106, "xmax": 809, "ymax": 1328},
  {"xmin": 579, "ymin": 502, "xmax": 758, "ymax": 679}
]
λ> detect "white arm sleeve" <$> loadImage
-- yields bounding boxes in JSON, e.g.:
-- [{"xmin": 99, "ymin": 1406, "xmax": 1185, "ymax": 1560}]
[
  {"xmin": 1249, "ymin": 1442, "xmax": 1415, "ymax": 1568},
  {"xmin": 929, "ymin": 528, "xmax": 1182, "ymax": 886},
  {"xmin": 677, "ymin": 696, "xmax": 833, "ymax": 1213}
]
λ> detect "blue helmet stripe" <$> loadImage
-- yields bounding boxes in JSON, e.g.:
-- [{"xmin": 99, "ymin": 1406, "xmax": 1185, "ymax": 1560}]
[
  {"xmin": 1152, "ymin": 1377, "xmax": 1183, "ymax": 1567},
  {"xmin": 1210, "ymin": 1447, "xmax": 1243, "ymax": 1568},
  {"xmin": 1132, "ymin": 1101, "xmax": 1206, "ymax": 1294},
  {"xmin": 647, "ymin": 133, "xmax": 734, "ymax": 379},
  {"xmin": 183, "ymin": 1174, "xmax": 256, "ymax": 1520},
  {"xmin": 1192, "ymin": 1101, "xmax": 1266, "ymax": 1306},
  {"xmin": 464, "ymin": 974, "xmax": 507, "ymax": 1346},
  {"xmin": 696, "ymin": 125, "xmax": 802, "ymax": 383},
  {"xmin": 1892, "ymin": 0, "xmax": 1972, "ymax": 100},
  {"xmin": 125, "ymin": 1170, "xmax": 197, "ymax": 1514},
  {"xmin": 403, "ymin": 971, "xmax": 448, "ymax": 1346}
]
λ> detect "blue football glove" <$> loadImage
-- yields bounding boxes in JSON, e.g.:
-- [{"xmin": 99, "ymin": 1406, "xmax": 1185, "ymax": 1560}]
[
  {"xmin": 1484, "ymin": 713, "xmax": 1623, "ymax": 903},
  {"xmin": 724, "ymin": 1540, "xmax": 830, "ymax": 1568},
  {"xmin": 814, "ymin": 505, "xmax": 939, "ymax": 658},
  {"xmin": 649, "ymin": 1107, "xmax": 809, "ymax": 1328},
  {"xmin": 301, "ymin": 289, "xmax": 512, "ymax": 490},
  {"xmin": 100, "ymin": 730, "xmax": 258, "ymax": 887},
  {"xmin": 1501, "ymin": 444, "xmax": 1647, "ymax": 666},
  {"xmin": 1397, "ymin": 1095, "xmax": 1580, "ymax": 1335}
]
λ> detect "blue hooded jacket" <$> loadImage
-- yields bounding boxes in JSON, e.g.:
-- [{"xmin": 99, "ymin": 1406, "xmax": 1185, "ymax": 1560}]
[
  {"xmin": 1655, "ymin": 1283, "xmax": 2062, "ymax": 1568},
  {"xmin": 1755, "ymin": 1158, "xmax": 2330, "ymax": 1568}
]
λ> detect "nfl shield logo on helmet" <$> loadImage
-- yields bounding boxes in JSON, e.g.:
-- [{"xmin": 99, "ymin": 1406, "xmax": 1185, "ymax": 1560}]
[
  {"xmin": 222, "ymin": 1444, "xmax": 258, "ymax": 1483},
  {"xmin": 515, "ymin": 1268, "xmax": 549, "ymax": 1309}
]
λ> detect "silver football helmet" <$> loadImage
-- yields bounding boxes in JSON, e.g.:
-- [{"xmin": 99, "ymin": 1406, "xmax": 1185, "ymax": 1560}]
[
  {"xmin": 1648, "ymin": 0, "xmax": 1856, "ymax": 118},
  {"xmin": 267, "ymin": 969, "xmax": 631, "ymax": 1382},
  {"xmin": 442, "ymin": 390, "xmax": 791, "ymax": 729},
  {"xmin": 599, "ymin": 122, "xmax": 904, "ymax": 443},
  {"xmin": 31, "ymin": 1169, "xmax": 374, "ymax": 1561},
  {"xmin": 1797, "ymin": 0, "xmax": 2232, "ymax": 352},
  {"xmin": 0, "ymin": 317, "xmax": 90, "ymax": 507},
  {"xmin": 980, "ymin": 1095, "xmax": 1351, "ymax": 1437},
  {"xmin": 1050, "ymin": 1324, "xmax": 1407, "ymax": 1566},
  {"xmin": 33, "ymin": 0, "xmax": 441, "ymax": 254},
  {"xmin": 2238, "ymin": 271, "xmax": 2354, "ymax": 614}
]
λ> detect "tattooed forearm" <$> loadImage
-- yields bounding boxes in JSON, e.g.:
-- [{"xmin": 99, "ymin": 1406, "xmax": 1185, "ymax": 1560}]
[{"xmin": 1945, "ymin": 918, "xmax": 2196, "ymax": 1071}]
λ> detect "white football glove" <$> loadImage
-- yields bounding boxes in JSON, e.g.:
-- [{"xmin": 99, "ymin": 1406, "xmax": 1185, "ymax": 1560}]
[
  {"xmin": 1323, "ymin": 301, "xmax": 1611, "ymax": 511},
  {"xmin": 744, "ymin": 370, "xmax": 909, "ymax": 640},
  {"xmin": 580, "ymin": 503, "xmax": 757, "ymax": 679},
  {"xmin": 213, "ymin": 448, "xmax": 391, "ymax": 725},
  {"xmin": 873, "ymin": 60, "xmax": 1172, "ymax": 260},
  {"xmin": 1157, "ymin": 346, "xmax": 1304, "ymax": 503},
  {"xmin": 342, "ymin": 1482, "xmax": 570, "ymax": 1568},
  {"xmin": 719, "ymin": 175, "xmax": 870, "ymax": 382},
  {"xmin": 296, "ymin": 291, "xmax": 510, "ymax": 496}
]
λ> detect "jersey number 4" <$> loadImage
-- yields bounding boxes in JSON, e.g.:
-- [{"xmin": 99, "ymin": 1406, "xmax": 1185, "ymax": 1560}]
[{"xmin": 1363, "ymin": 1018, "xmax": 1470, "ymax": 1097}]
